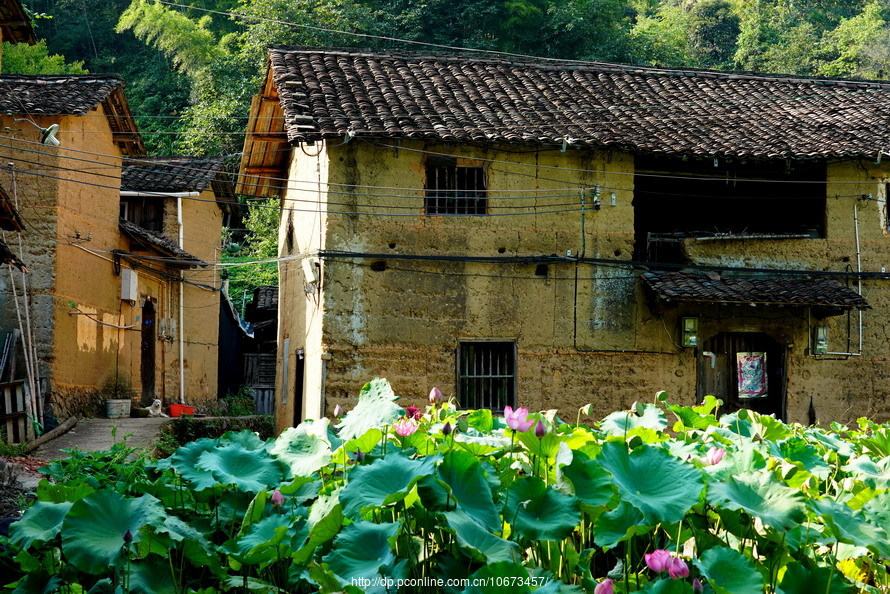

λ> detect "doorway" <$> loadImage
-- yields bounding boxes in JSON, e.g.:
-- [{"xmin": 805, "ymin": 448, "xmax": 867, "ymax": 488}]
[
  {"xmin": 697, "ymin": 332, "xmax": 786, "ymax": 419},
  {"xmin": 140, "ymin": 298, "xmax": 156, "ymax": 406}
]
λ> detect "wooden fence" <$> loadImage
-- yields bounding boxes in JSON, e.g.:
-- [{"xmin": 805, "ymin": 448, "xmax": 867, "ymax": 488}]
[
  {"xmin": 244, "ymin": 353, "xmax": 276, "ymax": 415},
  {"xmin": 0, "ymin": 380, "xmax": 28, "ymax": 445}
]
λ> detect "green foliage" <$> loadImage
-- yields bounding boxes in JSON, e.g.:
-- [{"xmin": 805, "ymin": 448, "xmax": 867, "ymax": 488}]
[
  {"xmin": 0, "ymin": 40, "xmax": 86, "ymax": 74},
  {"xmin": 155, "ymin": 414, "xmax": 275, "ymax": 457},
  {"xmin": 4, "ymin": 383, "xmax": 890, "ymax": 592},
  {"xmin": 222, "ymin": 199, "xmax": 280, "ymax": 314}
]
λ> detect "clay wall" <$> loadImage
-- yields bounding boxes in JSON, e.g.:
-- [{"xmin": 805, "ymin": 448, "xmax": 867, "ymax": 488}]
[
  {"xmin": 275, "ymin": 143, "xmax": 328, "ymax": 428},
  {"xmin": 280, "ymin": 140, "xmax": 890, "ymax": 429}
]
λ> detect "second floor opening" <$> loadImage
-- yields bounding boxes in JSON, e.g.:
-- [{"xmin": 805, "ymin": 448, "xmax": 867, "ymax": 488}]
[{"xmin": 633, "ymin": 156, "xmax": 826, "ymax": 264}]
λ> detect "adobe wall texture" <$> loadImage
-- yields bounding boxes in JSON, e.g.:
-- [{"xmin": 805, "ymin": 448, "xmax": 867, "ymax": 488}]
[
  {"xmin": 281, "ymin": 139, "xmax": 890, "ymax": 430},
  {"xmin": 0, "ymin": 110, "xmax": 223, "ymax": 418},
  {"xmin": 0, "ymin": 115, "xmax": 64, "ymax": 416}
]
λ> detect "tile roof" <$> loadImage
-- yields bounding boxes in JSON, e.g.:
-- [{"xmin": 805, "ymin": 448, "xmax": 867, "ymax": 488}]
[
  {"xmin": 119, "ymin": 220, "xmax": 206, "ymax": 267},
  {"xmin": 642, "ymin": 271, "xmax": 869, "ymax": 310},
  {"xmin": 267, "ymin": 48, "xmax": 890, "ymax": 160},
  {"xmin": 0, "ymin": 0, "xmax": 35, "ymax": 45},
  {"xmin": 122, "ymin": 157, "xmax": 226, "ymax": 193},
  {"xmin": 0, "ymin": 75, "xmax": 124, "ymax": 116}
]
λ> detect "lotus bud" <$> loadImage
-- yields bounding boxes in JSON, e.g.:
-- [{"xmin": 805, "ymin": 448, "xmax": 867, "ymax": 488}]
[
  {"xmin": 693, "ymin": 578, "xmax": 704, "ymax": 593},
  {"xmin": 668, "ymin": 557, "xmax": 690, "ymax": 579},
  {"xmin": 123, "ymin": 529, "xmax": 133, "ymax": 544},
  {"xmin": 353, "ymin": 450, "xmax": 364, "ymax": 462},
  {"xmin": 534, "ymin": 419, "xmax": 546, "ymax": 438},
  {"xmin": 593, "ymin": 578, "xmax": 613, "ymax": 594},
  {"xmin": 429, "ymin": 387, "xmax": 443, "ymax": 404},
  {"xmin": 645, "ymin": 549, "xmax": 672, "ymax": 573},
  {"xmin": 333, "ymin": 404, "xmax": 344, "ymax": 417},
  {"xmin": 705, "ymin": 447, "xmax": 726, "ymax": 465},
  {"xmin": 442, "ymin": 422, "xmax": 452, "ymax": 436},
  {"xmin": 270, "ymin": 490, "xmax": 284, "ymax": 507}
]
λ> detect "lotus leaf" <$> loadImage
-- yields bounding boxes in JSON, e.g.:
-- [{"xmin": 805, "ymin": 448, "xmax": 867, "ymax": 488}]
[
  {"xmin": 504, "ymin": 476, "xmax": 580, "ymax": 541},
  {"xmin": 61, "ymin": 491, "xmax": 166, "ymax": 574},
  {"xmin": 813, "ymin": 498, "xmax": 890, "ymax": 557},
  {"xmin": 694, "ymin": 546, "xmax": 764, "ymax": 594},
  {"xmin": 167, "ymin": 437, "xmax": 220, "ymax": 489},
  {"xmin": 271, "ymin": 421, "xmax": 333, "ymax": 477},
  {"xmin": 600, "ymin": 403, "xmax": 667, "ymax": 436},
  {"xmin": 336, "ymin": 378, "xmax": 403, "ymax": 440},
  {"xmin": 777, "ymin": 562, "xmax": 855, "ymax": 594},
  {"xmin": 707, "ymin": 471, "xmax": 805, "ymax": 531},
  {"xmin": 9, "ymin": 501, "xmax": 73, "ymax": 549},
  {"xmin": 437, "ymin": 449, "xmax": 500, "ymax": 531},
  {"xmin": 323, "ymin": 521, "xmax": 402, "ymax": 589},
  {"xmin": 340, "ymin": 452, "xmax": 436, "ymax": 518},
  {"xmin": 594, "ymin": 501, "xmax": 647, "ymax": 549},
  {"xmin": 598, "ymin": 441, "xmax": 703, "ymax": 525},
  {"xmin": 197, "ymin": 443, "xmax": 287, "ymax": 492},
  {"xmin": 843, "ymin": 455, "xmax": 890, "ymax": 489},
  {"xmin": 558, "ymin": 450, "xmax": 615, "ymax": 507},
  {"xmin": 445, "ymin": 509, "xmax": 520, "ymax": 564}
]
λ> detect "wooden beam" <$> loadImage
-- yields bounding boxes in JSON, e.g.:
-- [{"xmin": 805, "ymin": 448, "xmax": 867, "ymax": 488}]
[{"xmin": 249, "ymin": 133, "xmax": 288, "ymax": 141}]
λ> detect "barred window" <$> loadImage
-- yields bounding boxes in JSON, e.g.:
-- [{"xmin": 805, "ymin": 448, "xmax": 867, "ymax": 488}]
[
  {"xmin": 425, "ymin": 158, "xmax": 486, "ymax": 215},
  {"xmin": 458, "ymin": 341, "xmax": 515, "ymax": 412}
]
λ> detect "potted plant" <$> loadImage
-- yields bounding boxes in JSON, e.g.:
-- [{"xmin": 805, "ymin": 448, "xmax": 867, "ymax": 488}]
[{"xmin": 101, "ymin": 374, "xmax": 134, "ymax": 419}]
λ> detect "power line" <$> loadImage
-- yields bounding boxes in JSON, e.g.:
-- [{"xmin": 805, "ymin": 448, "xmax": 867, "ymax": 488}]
[
  {"xmin": 2, "ymin": 132, "xmax": 884, "ymax": 195},
  {"xmin": 318, "ymin": 250, "xmax": 890, "ymax": 281}
]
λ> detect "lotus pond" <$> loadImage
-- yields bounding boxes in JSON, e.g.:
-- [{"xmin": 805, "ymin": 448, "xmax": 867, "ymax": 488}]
[{"xmin": 3, "ymin": 379, "xmax": 890, "ymax": 593}]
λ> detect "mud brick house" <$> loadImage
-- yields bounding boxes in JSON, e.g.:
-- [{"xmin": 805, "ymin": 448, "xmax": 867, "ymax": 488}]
[
  {"xmin": 238, "ymin": 48, "xmax": 890, "ymax": 430},
  {"xmin": 120, "ymin": 157, "xmax": 236, "ymax": 407},
  {"xmin": 0, "ymin": 74, "xmax": 229, "ymax": 421}
]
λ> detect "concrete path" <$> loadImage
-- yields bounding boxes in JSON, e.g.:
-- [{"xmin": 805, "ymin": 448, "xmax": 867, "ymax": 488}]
[{"xmin": 32, "ymin": 417, "xmax": 173, "ymax": 461}]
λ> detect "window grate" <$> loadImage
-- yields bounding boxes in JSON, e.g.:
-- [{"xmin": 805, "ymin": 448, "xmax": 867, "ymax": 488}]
[
  {"xmin": 425, "ymin": 158, "xmax": 487, "ymax": 215},
  {"xmin": 458, "ymin": 342, "xmax": 515, "ymax": 412}
]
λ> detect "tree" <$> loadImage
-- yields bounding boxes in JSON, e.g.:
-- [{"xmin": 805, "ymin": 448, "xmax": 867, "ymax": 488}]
[
  {"xmin": 1, "ymin": 40, "xmax": 87, "ymax": 74},
  {"xmin": 222, "ymin": 198, "xmax": 280, "ymax": 314},
  {"xmin": 688, "ymin": 0, "xmax": 740, "ymax": 68}
]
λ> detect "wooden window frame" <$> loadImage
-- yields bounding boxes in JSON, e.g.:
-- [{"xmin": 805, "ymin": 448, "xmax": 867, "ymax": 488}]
[{"xmin": 425, "ymin": 157, "xmax": 487, "ymax": 215}]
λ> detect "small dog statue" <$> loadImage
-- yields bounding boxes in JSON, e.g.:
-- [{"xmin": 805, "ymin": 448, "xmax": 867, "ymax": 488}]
[{"xmin": 147, "ymin": 399, "xmax": 168, "ymax": 418}]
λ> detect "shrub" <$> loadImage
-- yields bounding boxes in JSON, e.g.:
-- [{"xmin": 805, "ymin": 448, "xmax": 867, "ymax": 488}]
[{"xmin": 154, "ymin": 414, "xmax": 275, "ymax": 458}]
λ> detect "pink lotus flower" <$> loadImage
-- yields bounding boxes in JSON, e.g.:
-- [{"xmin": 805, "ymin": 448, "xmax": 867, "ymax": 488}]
[
  {"xmin": 429, "ymin": 387, "xmax": 443, "ymax": 404},
  {"xmin": 270, "ymin": 490, "xmax": 284, "ymax": 507},
  {"xmin": 534, "ymin": 419, "xmax": 546, "ymax": 438},
  {"xmin": 394, "ymin": 419, "xmax": 418, "ymax": 436},
  {"xmin": 504, "ymin": 405, "xmax": 534, "ymax": 432},
  {"xmin": 706, "ymin": 447, "xmax": 726, "ymax": 465},
  {"xmin": 668, "ymin": 557, "xmax": 690, "ymax": 579},
  {"xmin": 645, "ymin": 549, "xmax": 672, "ymax": 573},
  {"xmin": 593, "ymin": 578, "xmax": 613, "ymax": 594},
  {"xmin": 405, "ymin": 406, "xmax": 422, "ymax": 421},
  {"xmin": 693, "ymin": 578, "xmax": 704, "ymax": 593}
]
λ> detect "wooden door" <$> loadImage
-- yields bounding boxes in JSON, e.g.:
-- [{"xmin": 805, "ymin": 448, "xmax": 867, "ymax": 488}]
[{"xmin": 697, "ymin": 332, "xmax": 785, "ymax": 419}]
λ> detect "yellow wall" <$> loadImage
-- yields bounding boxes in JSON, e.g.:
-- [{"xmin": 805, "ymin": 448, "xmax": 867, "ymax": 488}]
[
  {"xmin": 277, "ymin": 138, "xmax": 890, "ymax": 428},
  {"xmin": 0, "ymin": 108, "xmax": 223, "ymax": 417}
]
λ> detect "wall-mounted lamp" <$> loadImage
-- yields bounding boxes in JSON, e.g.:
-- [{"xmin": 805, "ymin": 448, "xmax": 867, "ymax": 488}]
[
  {"xmin": 13, "ymin": 118, "xmax": 61, "ymax": 146},
  {"xmin": 681, "ymin": 317, "xmax": 698, "ymax": 347},
  {"xmin": 813, "ymin": 326, "xmax": 828, "ymax": 355}
]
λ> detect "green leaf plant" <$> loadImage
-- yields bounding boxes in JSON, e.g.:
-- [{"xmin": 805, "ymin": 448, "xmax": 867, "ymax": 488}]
[{"xmin": 2, "ymin": 378, "xmax": 889, "ymax": 592}]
